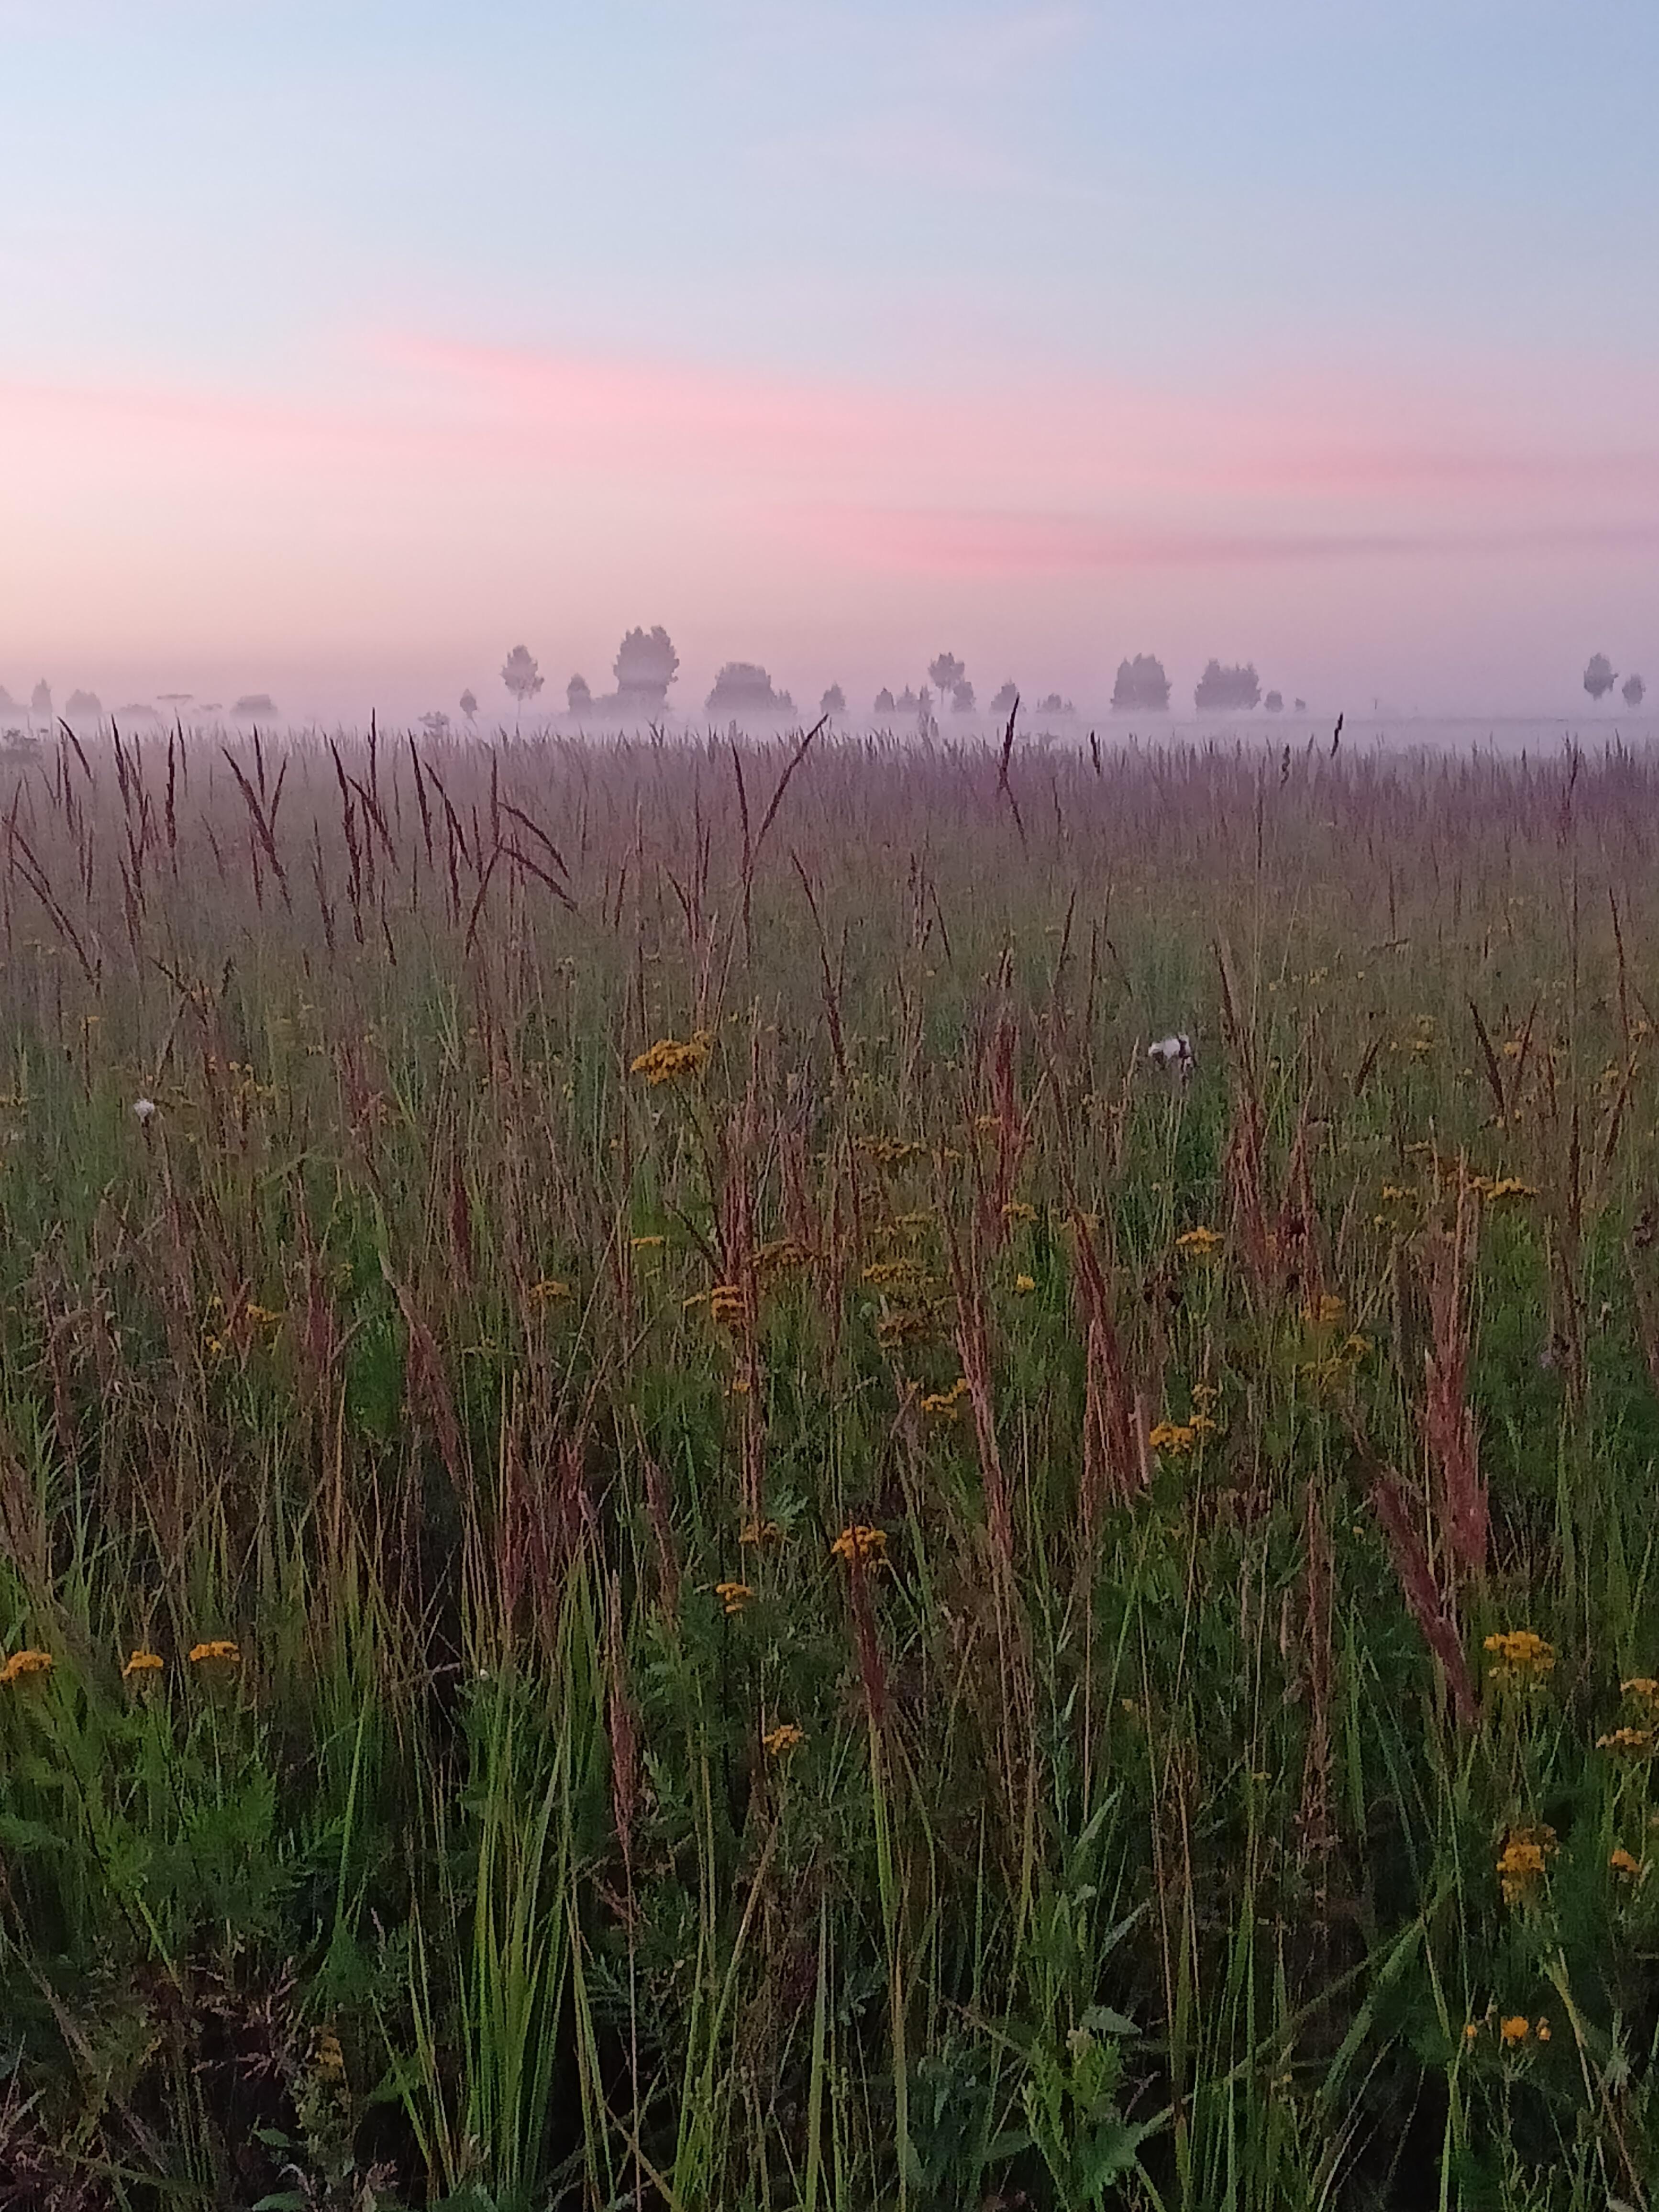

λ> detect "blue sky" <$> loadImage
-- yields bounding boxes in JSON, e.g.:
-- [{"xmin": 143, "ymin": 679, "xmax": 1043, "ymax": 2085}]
[{"xmin": 3, "ymin": 0, "xmax": 1656, "ymax": 718}]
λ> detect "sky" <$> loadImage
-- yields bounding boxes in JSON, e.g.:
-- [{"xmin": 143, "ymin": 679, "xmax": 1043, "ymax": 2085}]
[{"xmin": 1, "ymin": 0, "xmax": 1656, "ymax": 724}]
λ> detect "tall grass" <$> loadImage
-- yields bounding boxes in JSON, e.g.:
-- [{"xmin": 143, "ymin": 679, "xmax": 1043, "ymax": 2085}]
[{"xmin": 0, "ymin": 720, "xmax": 1657, "ymax": 2208}]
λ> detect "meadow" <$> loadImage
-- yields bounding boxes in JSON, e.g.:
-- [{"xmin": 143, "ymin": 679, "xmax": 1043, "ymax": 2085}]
[{"xmin": 1, "ymin": 719, "xmax": 1658, "ymax": 2211}]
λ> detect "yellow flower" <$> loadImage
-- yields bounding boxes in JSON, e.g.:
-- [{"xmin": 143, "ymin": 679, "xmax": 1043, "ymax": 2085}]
[
  {"xmin": 1621, "ymin": 1677, "xmax": 1659, "ymax": 1707},
  {"xmin": 1483, "ymin": 1630, "xmax": 1555, "ymax": 1688},
  {"xmin": 921, "ymin": 1378, "xmax": 970, "ymax": 1419},
  {"xmin": 1002, "ymin": 1202, "xmax": 1038, "ymax": 1225},
  {"xmin": 860, "ymin": 1136, "xmax": 921, "ymax": 1166},
  {"xmin": 1014, "ymin": 1273, "xmax": 1037, "ymax": 1295},
  {"xmin": 1463, "ymin": 2022, "xmax": 1480, "ymax": 2043},
  {"xmin": 188, "ymin": 1639, "xmax": 241, "ymax": 1667},
  {"xmin": 1148, "ymin": 1420, "xmax": 1199, "ymax": 1456},
  {"xmin": 714, "ymin": 1581, "xmax": 753, "ymax": 1616},
  {"xmin": 1597, "ymin": 1726, "xmax": 1655, "ymax": 1755},
  {"xmin": 862, "ymin": 1259, "xmax": 925, "ymax": 1290},
  {"xmin": 0, "ymin": 1648, "xmax": 53, "ymax": 1687},
  {"xmin": 1610, "ymin": 1847, "xmax": 1643, "ymax": 1877},
  {"xmin": 122, "ymin": 1649, "xmax": 164, "ymax": 1681},
  {"xmin": 831, "ymin": 1524, "xmax": 887, "ymax": 1566},
  {"xmin": 630, "ymin": 1033, "xmax": 712, "ymax": 1086},
  {"xmin": 708, "ymin": 1283, "xmax": 747, "ymax": 1326},
  {"xmin": 1307, "ymin": 1293, "xmax": 1347, "ymax": 1328},
  {"xmin": 1498, "ymin": 2015, "xmax": 1531, "ymax": 2046},
  {"xmin": 529, "ymin": 1278, "xmax": 572, "ymax": 1304},
  {"xmin": 1536, "ymin": 2017, "xmax": 1551, "ymax": 2043},
  {"xmin": 311, "ymin": 2028, "xmax": 346, "ymax": 2086},
  {"xmin": 1496, "ymin": 1824, "xmax": 1556, "ymax": 1904},
  {"xmin": 630, "ymin": 1234, "xmax": 666, "ymax": 1250},
  {"xmin": 1175, "ymin": 1226, "xmax": 1222, "ymax": 1258},
  {"xmin": 740, "ymin": 1518, "xmax": 782, "ymax": 1548},
  {"xmin": 763, "ymin": 1723, "xmax": 805, "ymax": 1757}
]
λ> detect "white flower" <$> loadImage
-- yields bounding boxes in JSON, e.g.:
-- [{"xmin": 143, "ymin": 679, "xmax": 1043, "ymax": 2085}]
[
  {"xmin": 133, "ymin": 1097, "xmax": 156, "ymax": 1123},
  {"xmin": 1147, "ymin": 1034, "xmax": 1194, "ymax": 1071}
]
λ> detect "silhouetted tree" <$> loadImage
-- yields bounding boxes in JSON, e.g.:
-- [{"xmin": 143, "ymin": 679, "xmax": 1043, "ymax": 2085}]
[
  {"xmin": 1264, "ymin": 690, "xmax": 1283, "ymax": 712},
  {"xmin": 615, "ymin": 626, "xmax": 679, "ymax": 708},
  {"xmin": 501, "ymin": 646, "xmax": 543, "ymax": 729},
  {"xmin": 30, "ymin": 681, "xmax": 50, "ymax": 718},
  {"xmin": 1625, "ymin": 674, "xmax": 1647, "ymax": 708},
  {"xmin": 459, "ymin": 688, "xmax": 478, "ymax": 725},
  {"xmin": 873, "ymin": 687, "xmax": 896, "ymax": 713},
  {"xmin": 233, "ymin": 693, "xmax": 276, "ymax": 717},
  {"xmin": 951, "ymin": 680, "xmax": 975, "ymax": 712},
  {"xmin": 1294, "ymin": 697, "xmax": 1306, "ymax": 712},
  {"xmin": 0, "ymin": 687, "xmax": 16, "ymax": 715},
  {"xmin": 1584, "ymin": 653, "xmax": 1616, "ymax": 701},
  {"xmin": 65, "ymin": 690, "xmax": 101, "ymax": 720},
  {"xmin": 1111, "ymin": 654, "xmax": 1171, "ymax": 711},
  {"xmin": 1194, "ymin": 660, "xmax": 1261, "ymax": 710},
  {"xmin": 819, "ymin": 684, "xmax": 846, "ymax": 716},
  {"xmin": 896, "ymin": 686, "xmax": 919, "ymax": 713},
  {"xmin": 567, "ymin": 675, "xmax": 593, "ymax": 714},
  {"xmin": 929, "ymin": 652, "xmax": 965, "ymax": 699},
  {"xmin": 990, "ymin": 680, "xmax": 1019, "ymax": 718},
  {"xmin": 1037, "ymin": 693, "xmax": 1067, "ymax": 714},
  {"xmin": 420, "ymin": 711, "xmax": 451, "ymax": 739},
  {"xmin": 706, "ymin": 662, "xmax": 792, "ymax": 714}
]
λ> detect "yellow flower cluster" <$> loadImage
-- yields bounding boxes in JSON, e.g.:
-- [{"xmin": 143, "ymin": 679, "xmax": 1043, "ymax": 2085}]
[
  {"xmin": 529, "ymin": 1278, "xmax": 573, "ymax": 1305},
  {"xmin": 1496, "ymin": 1824, "xmax": 1556, "ymax": 1905},
  {"xmin": 708, "ymin": 1283, "xmax": 747, "ymax": 1326},
  {"xmin": 1597, "ymin": 1678, "xmax": 1659, "ymax": 1755},
  {"xmin": 763, "ymin": 1722, "xmax": 805, "ymax": 1757},
  {"xmin": 1149, "ymin": 1415, "xmax": 1218, "ymax": 1457},
  {"xmin": 1610, "ymin": 1847, "xmax": 1644, "ymax": 1878},
  {"xmin": 1464, "ymin": 2013, "xmax": 1551, "ymax": 2048},
  {"xmin": 122, "ymin": 1649, "xmax": 164, "ymax": 1680},
  {"xmin": 715, "ymin": 1581, "xmax": 753, "ymax": 1616},
  {"xmin": 921, "ymin": 1377, "xmax": 970, "ymax": 1420},
  {"xmin": 0, "ymin": 1648, "xmax": 52, "ymax": 1686},
  {"xmin": 188, "ymin": 1640, "xmax": 241, "ymax": 1666},
  {"xmin": 861, "ymin": 1137, "xmax": 922, "ymax": 1166},
  {"xmin": 740, "ymin": 1517, "xmax": 783, "ymax": 1548},
  {"xmin": 1001, "ymin": 1201, "xmax": 1038, "ymax": 1225},
  {"xmin": 831, "ymin": 1524, "xmax": 886, "ymax": 1566},
  {"xmin": 1014, "ymin": 1273, "xmax": 1037, "ymax": 1294},
  {"xmin": 1470, "ymin": 1175, "xmax": 1538, "ymax": 1202},
  {"xmin": 630, "ymin": 1032, "xmax": 712, "ymax": 1086},
  {"xmin": 1483, "ymin": 1629, "xmax": 1556, "ymax": 1688},
  {"xmin": 1175, "ymin": 1226, "xmax": 1222, "ymax": 1258}
]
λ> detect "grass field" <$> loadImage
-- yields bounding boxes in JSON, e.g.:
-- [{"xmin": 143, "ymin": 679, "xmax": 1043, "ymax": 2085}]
[{"xmin": 2, "ymin": 721, "xmax": 1658, "ymax": 2210}]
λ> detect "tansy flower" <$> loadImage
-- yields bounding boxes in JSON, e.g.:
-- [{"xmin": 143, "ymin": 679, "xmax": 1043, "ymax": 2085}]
[
  {"xmin": 1175, "ymin": 1226, "xmax": 1221, "ymax": 1258},
  {"xmin": 630, "ymin": 1234, "xmax": 665, "ymax": 1251},
  {"xmin": 714, "ymin": 1582, "xmax": 753, "ymax": 1616},
  {"xmin": 0, "ymin": 1648, "xmax": 52, "ymax": 1687},
  {"xmin": 1001, "ymin": 1202, "xmax": 1038, "ymax": 1225},
  {"xmin": 1014, "ymin": 1273, "xmax": 1036, "ymax": 1294},
  {"xmin": 529, "ymin": 1278, "xmax": 573, "ymax": 1304},
  {"xmin": 1148, "ymin": 1420, "xmax": 1199, "ymax": 1456},
  {"xmin": 740, "ymin": 1518, "xmax": 782, "ymax": 1548},
  {"xmin": 763, "ymin": 1723, "xmax": 805, "ymax": 1757},
  {"xmin": 310, "ymin": 2029, "xmax": 346, "ymax": 2086},
  {"xmin": 188, "ymin": 1640, "xmax": 241, "ymax": 1667},
  {"xmin": 1483, "ymin": 1630, "xmax": 1556, "ymax": 1687},
  {"xmin": 1498, "ymin": 2015, "xmax": 1531, "ymax": 2046},
  {"xmin": 122, "ymin": 1649, "xmax": 164, "ymax": 1681},
  {"xmin": 708, "ymin": 1283, "xmax": 747, "ymax": 1325},
  {"xmin": 1621, "ymin": 1677, "xmax": 1659, "ymax": 1708},
  {"xmin": 1597, "ymin": 1726, "xmax": 1655, "ymax": 1755},
  {"xmin": 1463, "ymin": 2022, "xmax": 1480, "ymax": 2043},
  {"xmin": 921, "ymin": 1378, "xmax": 970, "ymax": 1419},
  {"xmin": 630, "ymin": 1033, "xmax": 711, "ymax": 1086},
  {"xmin": 1497, "ymin": 1825, "xmax": 1556, "ymax": 1905},
  {"xmin": 1610, "ymin": 1847, "xmax": 1643, "ymax": 1877},
  {"xmin": 831, "ymin": 1524, "xmax": 886, "ymax": 1566}
]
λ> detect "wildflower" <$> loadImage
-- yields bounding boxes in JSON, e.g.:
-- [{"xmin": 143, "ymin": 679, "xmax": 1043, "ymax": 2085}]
[
  {"xmin": 1148, "ymin": 1419, "xmax": 1199, "ymax": 1456},
  {"xmin": 1536, "ymin": 2017, "xmax": 1551, "ymax": 2043},
  {"xmin": 1002, "ymin": 1202, "xmax": 1038, "ymax": 1225},
  {"xmin": 1497, "ymin": 1824, "xmax": 1556, "ymax": 1904},
  {"xmin": 1598, "ymin": 1726, "xmax": 1655, "ymax": 1755},
  {"xmin": 973, "ymin": 1115, "xmax": 1000, "ymax": 1137},
  {"xmin": 862, "ymin": 1259, "xmax": 925, "ymax": 1290},
  {"xmin": 921, "ymin": 1377, "xmax": 970, "ymax": 1419},
  {"xmin": 1483, "ymin": 1629, "xmax": 1556, "ymax": 1688},
  {"xmin": 1498, "ymin": 2015, "xmax": 1531, "ymax": 2046},
  {"xmin": 0, "ymin": 1648, "xmax": 53, "ymax": 1687},
  {"xmin": 1147, "ymin": 1033, "xmax": 1194, "ymax": 1073},
  {"xmin": 188, "ymin": 1639, "xmax": 241, "ymax": 1667},
  {"xmin": 1463, "ymin": 2022, "xmax": 1480, "ymax": 2043},
  {"xmin": 529, "ymin": 1278, "xmax": 573, "ymax": 1304},
  {"xmin": 122, "ymin": 1649, "xmax": 164, "ymax": 1681},
  {"xmin": 714, "ymin": 1581, "xmax": 753, "ymax": 1616},
  {"xmin": 862, "ymin": 1136, "xmax": 923, "ymax": 1165},
  {"xmin": 1621, "ymin": 1676, "xmax": 1659, "ymax": 1707},
  {"xmin": 630, "ymin": 1234, "xmax": 665, "ymax": 1250},
  {"xmin": 708, "ymin": 1283, "xmax": 747, "ymax": 1326},
  {"xmin": 630, "ymin": 1032, "xmax": 712, "ymax": 1086},
  {"xmin": 763, "ymin": 1722, "xmax": 805, "ymax": 1757},
  {"xmin": 133, "ymin": 1097, "xmax": 156, "ymax": 1124},
  {"xmin": 831, "ymin": 1524, "xmax": 887, "ymax": 1566},
  {"xmin": 740, "ymin": 1518, "xmax": 782, "ymax": 1548},
  {"xmin": 311, "ymin": 2029, "xmax": 346, "ymax": 2086},
  {"xmin": 1471, "ymin": 1175, "xmax": 1538, "ymax": 1202},
  {"xmin": 1175, "ymin": 1226, "xmax": 1222, "ymax": 1258},
  {"xmin": 1014, "ymin": 1272, "xmax": 1037, "ymax": 1294},
  {"xmin": 877, "ymin": 1309, "xmax": 932, "ymax": 1350},
  {"xmin": 755, "ymin": 1238, "xmax": 810, "ymax": 1277},
  {"xmin": 1610, "ymin": 1847, "xmax": 1643, "ymax": 1877}
]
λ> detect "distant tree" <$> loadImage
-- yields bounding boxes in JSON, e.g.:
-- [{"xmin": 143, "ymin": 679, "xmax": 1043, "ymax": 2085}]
[
  {"xmin": 928, "ymin": 652, "xmax": 965, "ymax": 699},
  {"xmin": 1294, "ymin": 697, "xmax": 1306, "ymax": 711},
  {"xmin": 819, "ymin": 683, "xmax": 846, "ymax": 716},
  {"xmin": 1583, "ymin": 653, "xmax": 1617, "ymax": 701},
  {"xmin": 117, "ymin": 703, "xmax": 159, "ymax": 724},
  {"xmin": 30, "ymin": 681, "xmax": 50, "ymax": 718},
  {"xmin": 459, "ymin": 688, "xmax": 478, "ymax": 725},
  {"xmin": 706, "ymin": 662, "xmax": 791, "ymax": 715},
  {"xmin": 1625, "ymin": 674, "xmax": 1646, "ymax": 708},
  {"xmin": 951, "ymin": 680, "xmax": 975, "ymax": 713},
  {"xmin": 567, "ymin": 675, "xmax": 593, "ymax": 714},
  {"xmin": 1194, "ymin": 661, "xmax": 1261, "ymax": 710},
  {"xmin": 873, "ymin": 686, "xmax": 896, "ymax": 713},
  {"xmin": 1110, "ymin": 653, "xmax": 1171, "ymax": 711},
  {"xmin": 501, "ymin": 645, "xmax": 543, "ymax": 728},
  {"xmin": 615, "ymin": 626, "xmax": 679, "ymax": 708},
  {"xmin": 233, "ymin": 693, "xmax": 276, "ymax": 717},
  {"xmin": 0, "ymin": 686, "xmax": 16, "ymax": 714},
  {"xmin": 420, "ymin": 710, "xmax": 451, "ymax": 739},
  {"xmin": 1038, "ymin": 693, "xmax": 1065, "ymax": 714},
  {"xmin": 1264, "ymin": 690, "xmax": 1283, "ymax": 712},
  {"xmin": 896, "ymin": 686, "xmax": 919, "ymax": 713},
  {"xmin": 989, "ymin": 680, "xmax": 1018, "ymax": 718}
]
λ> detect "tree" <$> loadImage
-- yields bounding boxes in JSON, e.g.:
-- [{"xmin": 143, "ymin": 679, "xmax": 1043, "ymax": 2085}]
[
  {"xmin": 705, "ymin": 663, "xmax": 793, "ymax": 715},
  {"xmin": 1264, "ymin": 690, "xmax": 1283, "ymax": 712},
  {"xmin": 873, "ymin": 687, "xmax": 896, "ymax": 714},
  {"xmin": 1037, "ymin": 693, "xmax": 1068, "ymax": 714},
  {"xmin": 928, "ymin": 652, "xmax": 965, "ymax": 699},
  {"xmin": 1583, "ymin": 653, "xmax": 1616, "ymax": 701},
  {"xmin": 567, "ymin": 674, "xmax": 593, "ymax": 714},
  {"xmin": 1625, "ymin": 674, "xmax": 1646, "ymax": 708},
  {"xmin": 233, "ymin": 693, "xmax": 277, "ymax": 717},
  {"xmin": 30, "ymin": 681, "xmax": 50, "ymax": 718},
  {"xmin": 459, "ymin": 688, "xmax": 478, "ymax": 725},
  {"xmin": 819, "ymin": 684, "xmax": 846, "ymax": 717},
  {"xmin": 951, "ymin": 679, "xmax": 975, "ymax": 713},
  {"xmin": 1294, "ymin": 697, "xmax": 1306, "ymax": 711},
  {"xmin": 65, "ymin": 689, "xmax": 102, "ymax": 720},
  {"xmin": 420, "ymin": 711, "xmax": 451, "ymax": 739},
  {"xmin": 1110, "ymin": 654, "xmax": 1170, "ymax": 711},
  {"xmin": 0, "ymin": 687, "xmax": 16, "ymax": 715},
  {"xmin": 614, "ymin": 626, "xmax": 679, "ymax": 708},
  {"xmin": 1194, "ymin": 661, "xmax": 1261, "ymax": 710},
  {"xmin": 501, "ymin": 646, "xmax": 543, "ymax": 729},
  {"xmin": 990, "ymin": 680, "xmax": 1019, "ymax": 718},
  {"xmin": 896, "ymin": 686, "xmax": 919, "ymax": 713}
]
